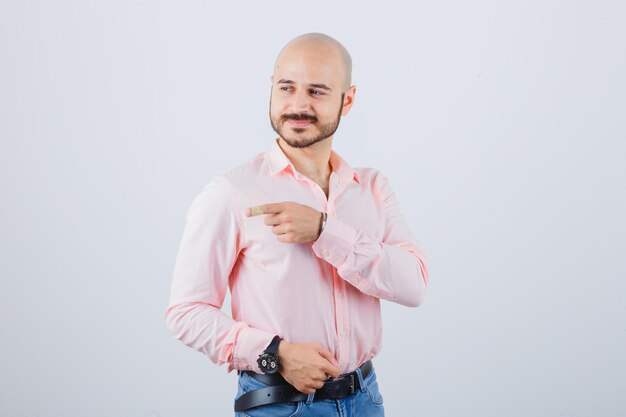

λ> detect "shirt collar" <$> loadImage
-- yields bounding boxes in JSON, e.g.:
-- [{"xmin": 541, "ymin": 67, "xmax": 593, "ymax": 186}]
[{"xmin": 265, "ymin": 138, "xmax": 360, "ymax": 184}]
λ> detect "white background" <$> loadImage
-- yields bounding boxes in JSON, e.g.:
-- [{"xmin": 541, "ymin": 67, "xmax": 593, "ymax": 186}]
[{"xmin": 1, "ymin": 1, "xmax": 625, "ymax": 416}]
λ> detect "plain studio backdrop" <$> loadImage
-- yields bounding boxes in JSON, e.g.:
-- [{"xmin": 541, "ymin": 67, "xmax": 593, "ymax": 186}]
[{"xmin": 1, "ymin": 1, "xmax": 625, "ymax": 416}]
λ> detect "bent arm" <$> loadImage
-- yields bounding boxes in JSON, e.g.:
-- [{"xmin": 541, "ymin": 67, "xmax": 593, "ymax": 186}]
[
  {"xmin": 164, "ymin": 178, "xmax": 275, "ymax": 372},
  {"xmin": 312, "ymin": 173, "xmax": 429, "ymax": 307}
]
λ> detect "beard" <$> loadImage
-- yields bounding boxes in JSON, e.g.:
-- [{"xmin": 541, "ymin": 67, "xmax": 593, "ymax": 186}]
[{"xmin": 270, "ymin": 94, "xmax": 345, "ymax": 149}]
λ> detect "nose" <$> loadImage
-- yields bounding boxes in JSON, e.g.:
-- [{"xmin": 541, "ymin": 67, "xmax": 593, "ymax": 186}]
[{"xmin": 289, "ymin": 88, "xmax": 313, "ymax": 113}]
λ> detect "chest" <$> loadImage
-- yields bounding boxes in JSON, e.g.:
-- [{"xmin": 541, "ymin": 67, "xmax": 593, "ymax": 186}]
[{"xmin": 237, "ymin": 176, "xmax": 383, "ymax": 259}]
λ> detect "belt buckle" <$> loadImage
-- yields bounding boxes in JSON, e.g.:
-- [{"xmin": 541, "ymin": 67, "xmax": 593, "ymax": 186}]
[
  {"xmin": 324, "ymin": 373, "xmax": 357, "ymax": 399},
  {"xmin": 347, "ymin": 373, "xmax": 356, "ymax": 395}
]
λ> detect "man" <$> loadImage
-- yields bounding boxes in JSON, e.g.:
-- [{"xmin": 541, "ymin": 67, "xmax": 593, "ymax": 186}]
[{"xmin": 165, "ymin": 33, "xmax": 429, "ymax": 416}]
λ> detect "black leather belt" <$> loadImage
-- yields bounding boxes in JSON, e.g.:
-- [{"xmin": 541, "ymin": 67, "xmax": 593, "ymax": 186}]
[{"xmin": 234, "ymin": 360, "xmax": 373, "ymax": 412}]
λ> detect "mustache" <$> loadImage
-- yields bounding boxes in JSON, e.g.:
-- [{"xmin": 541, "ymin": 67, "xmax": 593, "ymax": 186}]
[{"xmin": 280, "ymin": 113, "xmax": 318, "ymax": 123}]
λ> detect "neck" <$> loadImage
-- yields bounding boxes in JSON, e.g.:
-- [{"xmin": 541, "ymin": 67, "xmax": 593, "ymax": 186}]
[{"xmin": 277, "ymin": 137, "xmax": 333, "ymax": 184}]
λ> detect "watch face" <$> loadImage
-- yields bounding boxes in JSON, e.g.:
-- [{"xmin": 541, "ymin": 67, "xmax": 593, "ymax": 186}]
[{"xmin": 257, "ymin": 353, "xmax": 279, "ymax": 374}]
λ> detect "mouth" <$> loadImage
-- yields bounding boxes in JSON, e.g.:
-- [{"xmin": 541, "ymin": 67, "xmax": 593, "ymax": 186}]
[
  {"xmin": 280, "ymin": 112, "xmax": 318, "ymax": 129},
  {"xmin": 287, "ymin": 119, "xmax": 314, "ymax": 128}
]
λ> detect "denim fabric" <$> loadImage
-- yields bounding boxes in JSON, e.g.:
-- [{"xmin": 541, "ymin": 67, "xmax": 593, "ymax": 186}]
[{"xmin": 234, "ymin": 366, "xmax": 385, "ymax": 417}]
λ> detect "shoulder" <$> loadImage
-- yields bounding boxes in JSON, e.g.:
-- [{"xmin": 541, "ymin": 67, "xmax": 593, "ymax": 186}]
[
  {"xmin": 194, "ymin": 151, "xmax": 266, "ymax": 194},
  {"xmin": 354, "ymin": 166, "xmax": 391, "ymax": 188},
  {"xmin": 352, "ymin": 167, "xmax": 398, "ymax": 205},
  {"xmin": 190, "ymin": 150, "xmax": 267, "ymax": 214},
  {"xmin": 218, "ymin": 151, "xmax": 267, "ymax": 187}
]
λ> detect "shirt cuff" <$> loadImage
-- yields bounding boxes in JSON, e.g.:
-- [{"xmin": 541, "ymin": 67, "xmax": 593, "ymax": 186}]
[
  {"xmin": 229, "ymin": 326, "xmax": 276, "ymax": 373},
  {"xmin": 312, "ymin": 214, "xmax": 357, "ymax": 269}
]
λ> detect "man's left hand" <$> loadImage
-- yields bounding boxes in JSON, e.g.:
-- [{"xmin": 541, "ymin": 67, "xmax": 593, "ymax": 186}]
[{"xmin": 246, "ymin": 202, "xmax": 322, "ymax": 243}]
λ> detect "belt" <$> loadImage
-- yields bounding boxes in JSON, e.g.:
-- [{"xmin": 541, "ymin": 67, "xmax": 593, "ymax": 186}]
[{"xmin": 234, "ymin": 360, "xmax": 373, "ymax": 412}]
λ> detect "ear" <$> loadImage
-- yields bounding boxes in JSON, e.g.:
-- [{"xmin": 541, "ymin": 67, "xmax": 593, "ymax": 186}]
[{"xmin": 341, "ymin": 85, "xmax": 357, "ymax": 116}]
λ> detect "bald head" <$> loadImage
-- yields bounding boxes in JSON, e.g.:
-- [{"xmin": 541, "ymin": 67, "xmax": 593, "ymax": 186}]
[{"xmin": 273, "ymin": 33, "xmax": 353, "ymax": 91}]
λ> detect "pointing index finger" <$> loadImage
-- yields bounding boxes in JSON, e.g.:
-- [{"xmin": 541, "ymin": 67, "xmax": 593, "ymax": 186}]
[
  {"xmin": 246, "ymin": 206, "xmax": 265, "ymax": 217},
  {"xmin": 245, "ymin": 203, "xmax": 283, "ymax": 217}
]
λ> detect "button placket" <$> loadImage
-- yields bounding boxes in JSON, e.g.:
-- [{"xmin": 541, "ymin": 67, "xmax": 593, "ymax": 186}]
[{"xmin": 333, "ymin": 271, "xmax": 351, "ymax": 371}]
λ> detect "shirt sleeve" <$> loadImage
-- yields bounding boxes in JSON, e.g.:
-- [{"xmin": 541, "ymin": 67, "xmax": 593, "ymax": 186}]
[
  {"xmin": 311, "ymin": 172, "xmax": 429, "ymax": 307},
  {"xmin": 164, "ymin": 177, "xmax": 275, "ymax": 373}
]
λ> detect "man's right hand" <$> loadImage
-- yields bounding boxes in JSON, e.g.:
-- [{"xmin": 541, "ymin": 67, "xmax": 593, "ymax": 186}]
[{"xmin": 277, "ymin": 341, "xmax": 341, "ymax": 394}]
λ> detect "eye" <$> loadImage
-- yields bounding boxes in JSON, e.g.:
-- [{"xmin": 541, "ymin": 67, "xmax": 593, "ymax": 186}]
[
  {"xmin": 279, "ymin": 85, "xmax": 293, "ymax": 92},
  {"xmin": 309, "ymin": 89, "xmax": 325, "ymax": 96}
]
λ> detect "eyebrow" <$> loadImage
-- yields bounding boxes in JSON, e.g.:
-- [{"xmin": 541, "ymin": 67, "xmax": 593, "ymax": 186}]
[{"xmin": 277, "ymin": 79, "xmax": 333, "ymax": 92}]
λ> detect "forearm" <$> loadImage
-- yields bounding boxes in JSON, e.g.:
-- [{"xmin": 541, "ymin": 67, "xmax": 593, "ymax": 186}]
[
  {"xmin": 165, "ymin": 301, "xmax": 275, "ymax": 372},
  {"xmin": 348, "ymin": 238, "xmax": 428, "ymax": 307},
  {"xmin": 313, "ymin": 214, "xmax": 428, "ymax": 306},
  {"xmin": 165, "ymin": 177, "xmax": 276, "ymax": 372}
]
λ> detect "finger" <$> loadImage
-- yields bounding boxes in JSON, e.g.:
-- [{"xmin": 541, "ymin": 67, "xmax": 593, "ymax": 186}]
[
  {"xmin": 294, "ymin": 381, "xmax": 316, "ymax": 395},
  {"xmin": 271, "ymin": 224, "xmax": 289, "ymax": 235},
  {"xmin": 318, "ymin": 348, "xmax": 340, "ymax": 369},
  {"xmin": 320, "ymin": 362, "xmax": 341, "ymax": 379},
  {"xmin": 245, "ymin": 206, "xmax": 264, "ymax": 217},
  {"xmin": 263, "ymin": 213, "xmax": 281, "ymax": 226},
  {"xmin": 319, "ymin": 356, "xmax": 341, "ymax": 379},
  {"xmin": 246, "ymin": 203, "xmax": 283, "ymax": 217},
  {"xmin": 319, "ymin": 362, "xmax": 341, "ymax": 378},
  {"xmin": 304, "ymin": 376, "xmax": 326, "ymax": 390},
  {"xmin": 276, "ymin": 233, "xmax": 293, "ymax": 243},
  {"xmin": 301, "ymin": 386, "xmax": 316, "ymax": 395},
  {"xmin": 316, "ymin": 370, "xmax": 332, "ymax": 383},
  {"xmin": 312, "ymin": 379, "xmax": 325, "ymax": 389}
]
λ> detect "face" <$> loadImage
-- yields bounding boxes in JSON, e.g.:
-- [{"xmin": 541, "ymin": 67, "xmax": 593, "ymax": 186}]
[{"xmin": 269, "ymin": 45, "xmax": 355, "ymax": 149}]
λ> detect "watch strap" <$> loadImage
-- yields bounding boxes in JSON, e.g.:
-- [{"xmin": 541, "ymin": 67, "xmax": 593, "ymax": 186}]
[{"xmin": 265, "ymin": 335, "xmax": 282, "ymax": 355}]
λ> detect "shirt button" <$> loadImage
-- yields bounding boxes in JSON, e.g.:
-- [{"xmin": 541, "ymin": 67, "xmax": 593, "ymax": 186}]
[{"xmin": 323, "ymin": 250, "xmax": 330, "ymax": 258}]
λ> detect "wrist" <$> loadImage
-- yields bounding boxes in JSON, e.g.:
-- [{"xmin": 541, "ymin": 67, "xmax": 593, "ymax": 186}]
[
  {"xmin": 257, "ymin": 336, "xmax": 282, "ymax": 375},
  {"xmin": 266, "ymin": 335, "xmax": 282, "ymax": 354},
  {"xmin": 277, "ymin": 340, "xmax": 289, "ymax": 358}
]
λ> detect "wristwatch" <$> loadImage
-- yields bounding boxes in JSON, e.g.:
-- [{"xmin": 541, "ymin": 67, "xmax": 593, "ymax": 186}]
[{"xmin": 257, "ymin": 335, "xmax": 282, "ymax": 375}]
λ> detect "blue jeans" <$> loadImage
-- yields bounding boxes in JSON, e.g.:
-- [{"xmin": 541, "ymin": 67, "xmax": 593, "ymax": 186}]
[{"xmin": 234, "ymin": 366, "xmax": 385, "ymax": 416}]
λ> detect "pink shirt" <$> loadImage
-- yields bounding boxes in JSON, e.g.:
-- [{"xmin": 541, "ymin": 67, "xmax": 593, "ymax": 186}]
[{"xmin": 165, "ymin": 139, "xmax": 429, "ymax": 374}]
